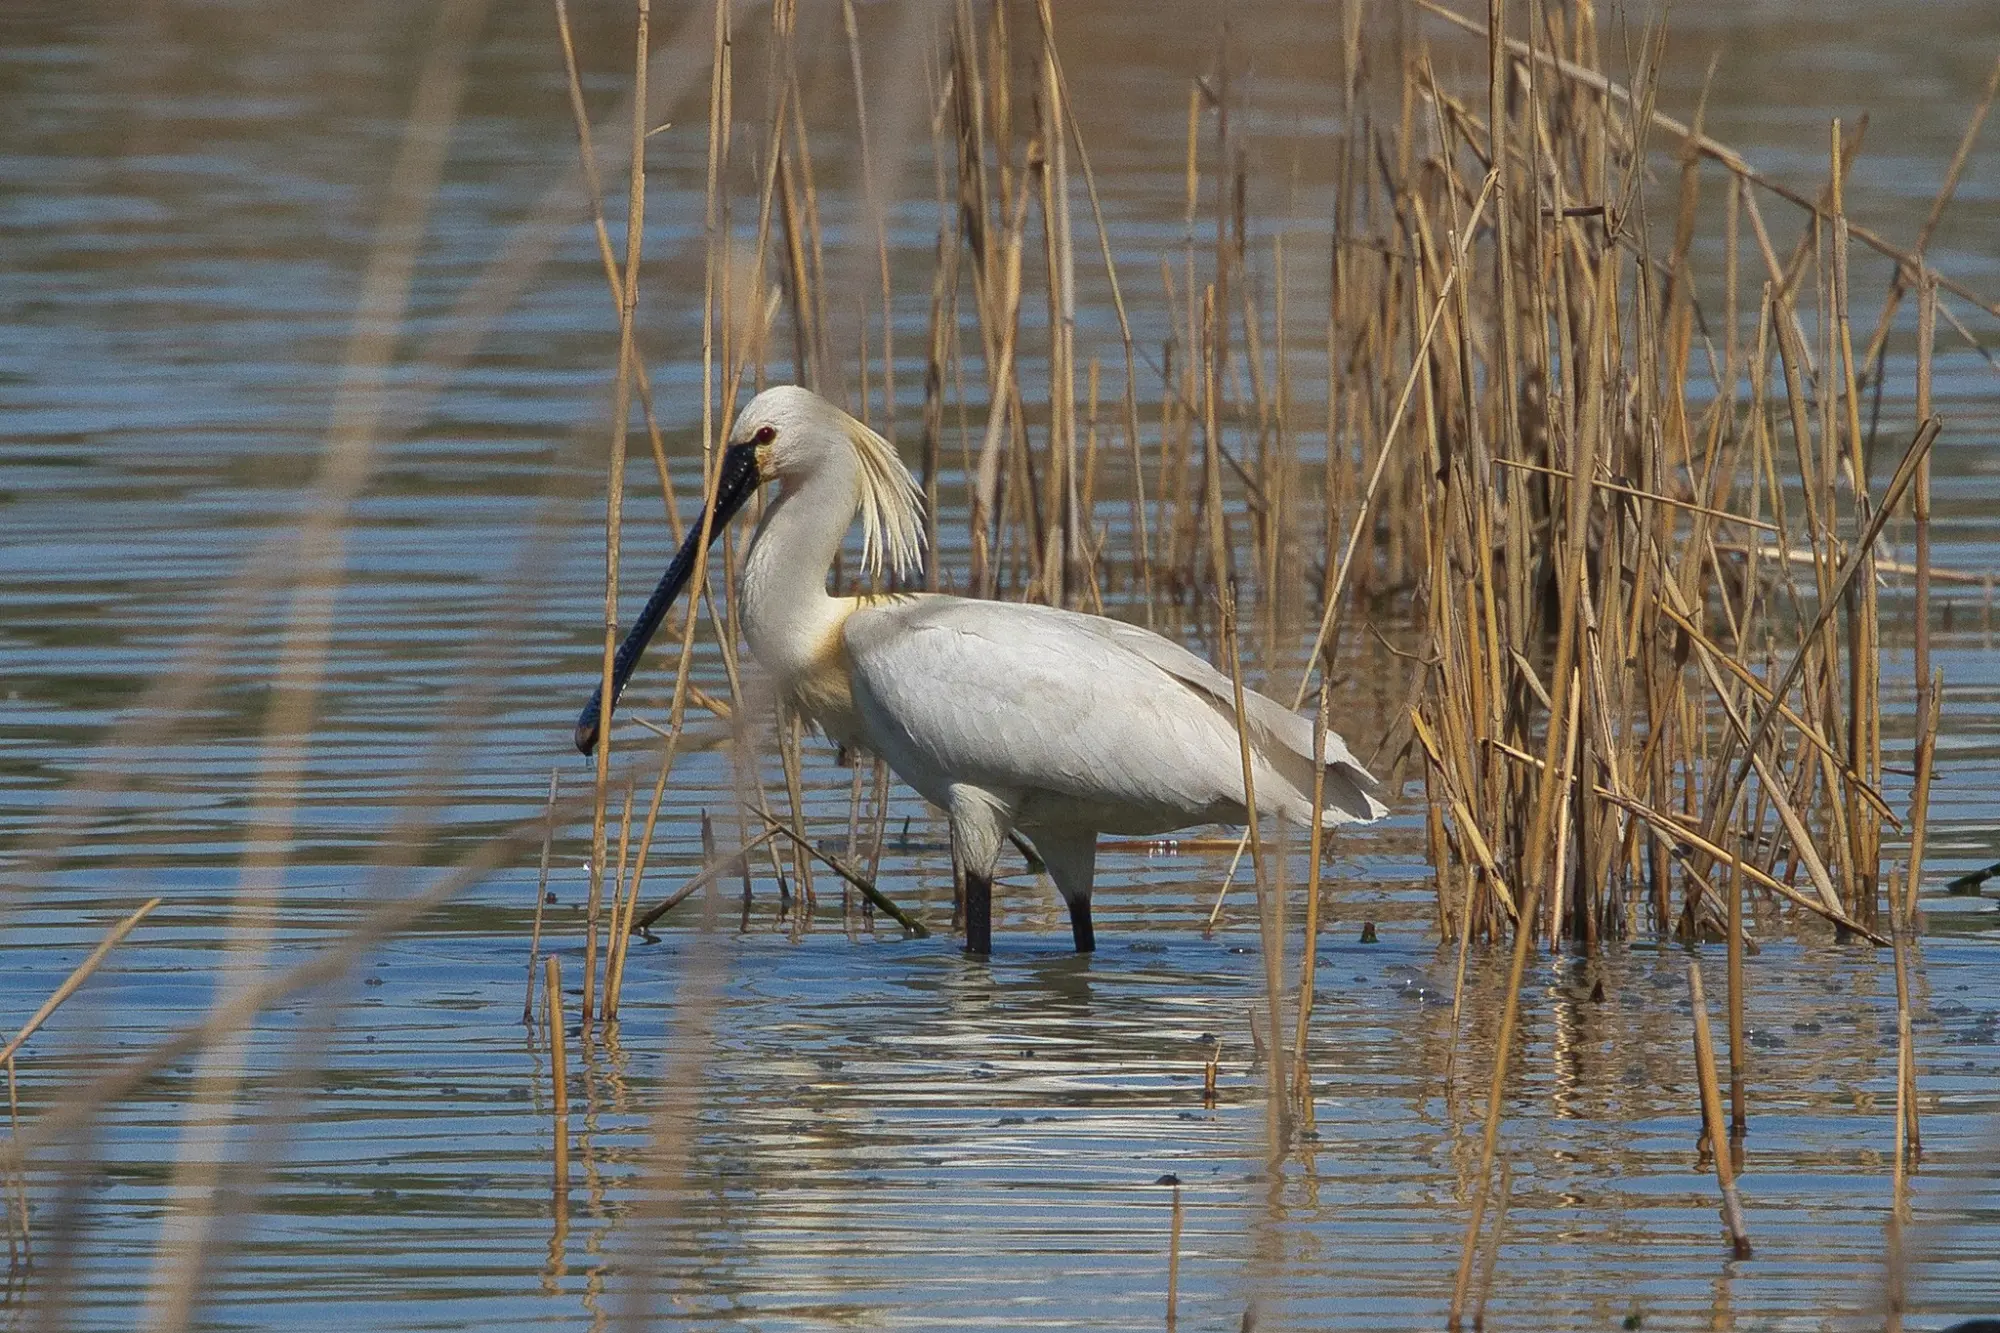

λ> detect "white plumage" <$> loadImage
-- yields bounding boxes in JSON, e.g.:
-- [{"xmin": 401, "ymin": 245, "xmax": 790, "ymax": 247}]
[{"xmin": 578, "ymin": 384, "xmax": 1386, "ymax": 953}]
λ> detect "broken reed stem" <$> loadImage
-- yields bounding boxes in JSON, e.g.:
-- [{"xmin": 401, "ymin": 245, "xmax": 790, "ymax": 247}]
[
  {"xmin": 755, "ymin": 813, "xmax": 928, "ymax": 938},
  {"xmin": 1166, "ymin": 1178, "xmax": 1183, "ymax": 1330},
  {"xmin": 523, "ymin": 769, "xmax": 558, "ymax": 1025},
  {"xmin": 0, "ymin": 897, "xmax": 162, "ymax": 1067},
  {"xmin": 1689, "ymin": 962, "xmax": 1753, "ymax": 1258},
  {"xmin": 1202, "ymin": 829, "xmax": 1254, "ymax": 933},
  {"xmin": 635, "ymin": 827, "xmax": 782, "ymax": 931}
]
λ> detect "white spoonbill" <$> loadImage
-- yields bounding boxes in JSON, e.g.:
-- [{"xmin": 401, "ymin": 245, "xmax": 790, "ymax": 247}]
[{"xmin": 576, "ymin": 385, "xmax": 1386, "ymax": 954}]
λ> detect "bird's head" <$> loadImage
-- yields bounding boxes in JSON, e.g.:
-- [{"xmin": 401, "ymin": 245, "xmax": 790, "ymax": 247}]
[
  {"xmin": 727, "ymin": 383, "xmax": 831, "ymax": 481},
  {"xmin": 572, "ymin": 386, "xmax": 923, "ymax": 756},
  {"xmin": 727, "ymin": 386, "xmax": 924, "ymax": 582}
]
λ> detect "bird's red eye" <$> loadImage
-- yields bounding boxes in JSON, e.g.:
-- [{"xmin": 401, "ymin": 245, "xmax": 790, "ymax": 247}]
[{"xmin": 752, "ymin": 424, "xmax": 777, "ymax": 445}]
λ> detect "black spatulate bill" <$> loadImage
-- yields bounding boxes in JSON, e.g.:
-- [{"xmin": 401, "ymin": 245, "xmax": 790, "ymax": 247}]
[{"xmin": 574, "ymin": 442, "xmax": 760, "ymax": 755}]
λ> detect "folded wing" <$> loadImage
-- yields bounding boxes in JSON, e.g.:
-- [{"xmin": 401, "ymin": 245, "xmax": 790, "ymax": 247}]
[{"xmin": 844, "ymin": 597, "xmax": 1385, "ymax": 829}]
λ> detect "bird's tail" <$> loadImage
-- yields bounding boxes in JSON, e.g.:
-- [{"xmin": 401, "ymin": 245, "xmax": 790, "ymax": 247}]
[{"xmin": 1239, "ymin": 691, "xmax": 1388, "ymax": 827}]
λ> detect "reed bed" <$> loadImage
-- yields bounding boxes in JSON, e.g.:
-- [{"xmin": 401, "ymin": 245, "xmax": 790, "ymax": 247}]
[{"xmin": 588, "ymin": 0, "xmax": 1988, "ymax": 961}]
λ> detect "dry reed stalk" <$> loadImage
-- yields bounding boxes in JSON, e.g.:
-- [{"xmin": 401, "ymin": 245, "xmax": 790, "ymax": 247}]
[
  {"xmin": 613, "ymin": 712, "xmax": 700, "ymax": 963},
  {"xmin": 1221, "ymin": 583, "xmax": 1281, "ymax": 1154},
  {"xmin": 790, "ymin": 82, "xmax": 835, "ymax": 400},
  {"xmin": 970, "ymin": 178, "xmax": 1032, "ymax": 600},
  {"xmin": 841, "ymin": 0, "xmax": 894, "ymax": 440},
  {"xmin": 546, "ymin": 954, "xmax": 569, "ymax": 1123},
  {"xmin": 1289, "ymin": 672, "xmax": 1334, "ymax": 1110},
  {"xmin": 1031, "ymin": 1, "xmax": 1149, "ymax": 615},
  {"xmin": 920, "ymin": 80, "xmax": 957, "ymax": 594},
  {"xmin": 1031, "ymin": 0, "xmax": 1078, "ymax": 607},
  {"xmin": 585, "ymin": 0, "xmax": 655, "ymax": 1033},
  {"xmin": 1892, "ymin": 909, "xmax": 1921, "ymax": 1184},
  {"xmin": 1199, "ymin": 267, "xmax": 1277, "ymax": 1135},
  {"xmin": 6, "ymin": 1057, "xmax": 25, "ymax": 1268},
  {"xmin": 1857, "ymin": 53, "xmax": 2000, "ymax": 374},
  {"xmin": 1166, "ymin": 1178, "xmax": 1183, "ymax": 1330},
  {"xmin": 1207, "ymin": 34, "xmax": 1232, "ymax": 465},
  {"xmin": 1293, "ymin": 171, "xmax": 1498, "ymax": 709},
  {"xmin": 1470, "ymin": 1159, "xmax": 1513, "ymax": 1329},
  {"xmin": 592, "ymin": 0, "xmax": 739, "ymax": 970},
  {"xmin": 523, "ymin": 770, "xmax": 559, "ymax": 1025},
  {"xmin": 1201, "ymin": 830, "xmax": 1254, "ymax": 933},
  {"xmin": 778, "ymin": 714, "xmax": 817, "ymax": 922},
  {"xmin": 603, "ymin": 782, "xmax": 644, "ymax": 1020},
  {"xmin": 0, "ymin": 898, "xmax": 162, "ymax": 1068},
  {"xmin": 1688, "ymin": 963, "xmax": 1753, "ymax": 1258},
  {"xmin": 855, "ymin": 757, "xmax": 891, "ymax": 894},
  {"xmin": 545, "ymin": 952, "xmax": 570, "ymax": 1233},
  {"xmin": 1727, "ymin": 852, "xmax": 1747, "ymax": 1137},
  {"xmin": 1828, "ymin": 122, "xmax": 1882, "ymax": 926},
  {"xmin": 1447, "ymin": 863, "xmax": 1541, "ymax": 1327},
  {"xmin": 137, "ymin": 7, "xmax": 489, "ymax": 1320},
  {"xmin": 1906, "ymin": 277, "xmax": 1939, "ymax": 924},
  {"xmin": 551, "ymin": 0, "xmax": 681, "ymax": 539},
  {"xmin": 842, "ymin": 758, "xmax": 866, "ymax": 928}
]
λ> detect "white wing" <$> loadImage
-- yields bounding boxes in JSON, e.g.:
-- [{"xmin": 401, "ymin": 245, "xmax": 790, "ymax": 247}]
[{"xmin": 844, "ymin": 597, "xmax": 1384, "ymax": 831}]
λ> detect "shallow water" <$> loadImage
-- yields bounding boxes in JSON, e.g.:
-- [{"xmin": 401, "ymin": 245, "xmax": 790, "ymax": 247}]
[{"xmin": 3, "ymin": 0, "xmax": 1999, "ymax": 1329}]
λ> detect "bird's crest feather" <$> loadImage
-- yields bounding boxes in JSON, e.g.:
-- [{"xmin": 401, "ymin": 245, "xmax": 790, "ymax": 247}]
[{"xmin": 841, "ymin": 414, "xmax": 926, "ymax": 582}]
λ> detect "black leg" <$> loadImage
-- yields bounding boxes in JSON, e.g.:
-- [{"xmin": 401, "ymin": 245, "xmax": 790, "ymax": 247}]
[
  {"xmin": 1067, "ymin": 896, "xmax": 1096, "ymax": 954},
  {"xmin": 964, "ymin": 869, "xmax": 992, "ymax": 956}
]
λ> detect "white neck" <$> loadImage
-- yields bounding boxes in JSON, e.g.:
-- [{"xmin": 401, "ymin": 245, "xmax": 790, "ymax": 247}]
[{"xmin": 739, "ymin": 451, "xmax": 863, "ymax": 691}]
